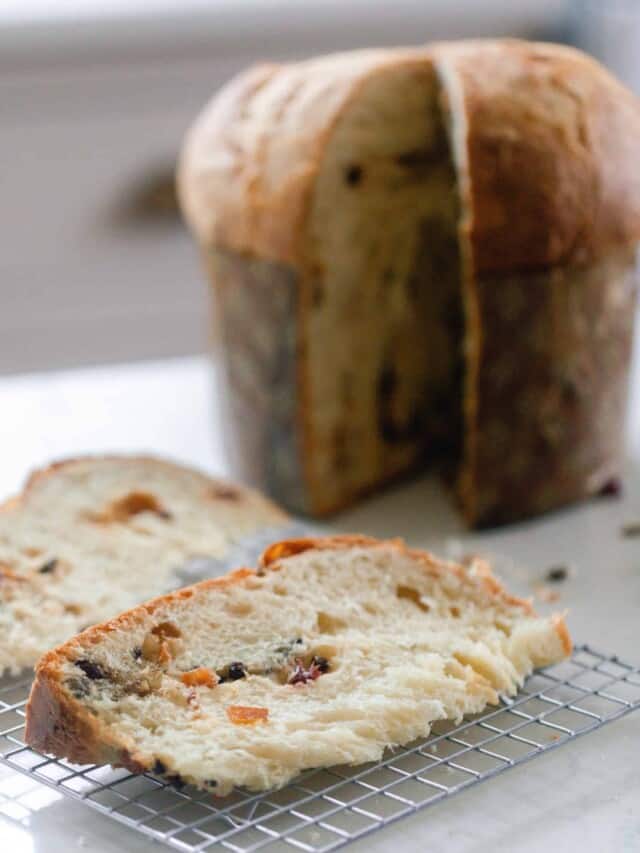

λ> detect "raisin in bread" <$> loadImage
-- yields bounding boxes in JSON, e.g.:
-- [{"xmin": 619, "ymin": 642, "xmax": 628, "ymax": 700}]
[
  {"xmin": 26, "ymin": 536, "xmax": 570, "ymax": 794},
  {"xmin": 0, "ymin": 456, "xmax": 288, "ymax": 675},
  {"xmin": 179, "ymin": 39, "xmax": 640, "ymax": 526}
]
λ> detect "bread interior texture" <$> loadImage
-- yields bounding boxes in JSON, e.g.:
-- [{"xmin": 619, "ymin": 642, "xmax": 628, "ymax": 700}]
[
  {"xmin": 0, "ymin": 457, "xmax": 283, "ymax": 675},
  {"xmin": 306, "ymin": 64, "xmax": 463, "ymax": 512},
  {"xmin": 38, "ymin": 541, "xmax": 567, "ymax": 794}
]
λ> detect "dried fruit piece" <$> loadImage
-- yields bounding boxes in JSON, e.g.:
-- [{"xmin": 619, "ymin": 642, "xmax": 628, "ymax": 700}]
[
  {"xmin": 75, "ymin": 659, "xmax": 107, "ymax": 680},
  {"xmin": 218, "ymin": 661, "xmax": 247, "ymax": 683},
  {"xmin": 133, "ymin": 669, "xmax": 163, "ymax": 696},
  {"xmin": 396, "ymin": 585, "xmax": 429, "ymax": 612},
  {"xmin": 0, "ymin": 564, "xmax": 26, "ymax": 583},
  {"xmin": 227, "ymin": 705, "xmax": 269, "ymax": 725},
  {"xmin": 181, "ymin": 667, "xmax": 217, "ymax": 688},
  {"xmin": 142, "ymin": 622, "xmax": 184, "ymax": 664},
  {"xmin": 141, "ymin": 632, "xmax": 161, "ymax": 661},
  {"xmin": 151, "ymin": 621, "xmax": 181, "ymax": 638},
  {"xmin": 227, "ymin": 662, "xmax": 246, "ymax": 681},
  {"xmin": 86, "ymin": 492, "xmax": 172, "ymax": 524},
  {"xmin": 311, "ymin": 655, "xmax": 329, "ymax": 673},
  {"xmin": 597, "ymin": 478, "xmax": 622, "ymax": 497},
  {"xmin": 287, "ymin": 656, "xmax": 330, "ymax": 685},
  {"xmin": 38, "ymin": 558, "xmax": 58, "ymax": 574},
  {"xmin": 158, "ymin": 641, "xmax": 172, "ymax": 666}
]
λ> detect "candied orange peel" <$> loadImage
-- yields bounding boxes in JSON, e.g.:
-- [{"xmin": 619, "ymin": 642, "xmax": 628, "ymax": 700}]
[{"xmin": 226, "ymin": 705, "xmax": 269, "ymax": 725}]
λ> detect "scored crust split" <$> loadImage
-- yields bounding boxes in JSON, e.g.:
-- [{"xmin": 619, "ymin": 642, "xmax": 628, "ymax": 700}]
[
  {"xmin": 0, "ymin": 455, "xmax": 288, "ymax": 675},
  {"xmin": 26, "ymin": 535, "xmax": 570, "ymax": 795},
  {"xmin": 179, "ymin": 39, "xmax": 640, "ymax": 526}
]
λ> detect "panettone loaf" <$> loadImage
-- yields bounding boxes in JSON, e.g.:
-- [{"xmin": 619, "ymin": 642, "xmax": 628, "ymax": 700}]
[
  {"xmin": 26, "ymin": 536, "xmax": 570, "ymax": 794},
  {"xmin": 179, "ymin": 40, "xmax": 640, "ymax": 526},
  {"xmin": 0, "ymin": 456, "xmax": 287, "ymax": 675}
]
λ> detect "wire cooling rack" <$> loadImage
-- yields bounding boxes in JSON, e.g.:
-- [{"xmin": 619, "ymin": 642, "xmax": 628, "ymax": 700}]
[{"xmin": 1, "ymin": 644, "xmax": 639, "ymax": 853}]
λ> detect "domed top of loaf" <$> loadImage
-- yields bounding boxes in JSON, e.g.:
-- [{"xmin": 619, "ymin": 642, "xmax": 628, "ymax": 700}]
[{"xmin": 179, "ymin": 39, "xmax": 640, "ymax": 274}]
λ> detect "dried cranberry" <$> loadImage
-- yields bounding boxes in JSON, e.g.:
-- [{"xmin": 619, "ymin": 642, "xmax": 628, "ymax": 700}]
[
  {"xmin": 597, "ymin": 478, "xmax": 622, "ymax": 498},
  {"xmin": 287, "ymin": 662, "xmax": 310, "ymax": 685},
  {"xmin": 287, "ymin": 657, "xmax": 329, "ymax": 685},
  {"xmin": 75, "ymin": 659, "xmax": 107, "ymax": 680}
]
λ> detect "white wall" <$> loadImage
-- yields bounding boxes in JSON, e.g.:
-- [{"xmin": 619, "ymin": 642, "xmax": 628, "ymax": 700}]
[{"xmin": 0, "ymin": 1, "xmax": 571, "ymax": 374}]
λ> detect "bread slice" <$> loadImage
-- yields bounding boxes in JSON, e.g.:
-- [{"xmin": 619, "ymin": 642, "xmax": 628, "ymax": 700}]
[
  {"xmin": 26, "ymin": 536, "xmax": 570, "ymax": 794},
  {"xmin": 0, "ymin": 455, "xmax": 288, "ymax": 675}
]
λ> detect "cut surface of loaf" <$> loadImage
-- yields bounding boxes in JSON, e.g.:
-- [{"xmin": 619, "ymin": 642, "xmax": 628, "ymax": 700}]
[
  {"xmin": 0, "ymin": 456, "xmax": 287, "ymax": 675},
  {"xmin": 179, "ymin": 39, "xmax": 640, "ymax": 526},
  {"xmin": 26, "ymin": 536, "xmax": 570, "ymax": 795}
]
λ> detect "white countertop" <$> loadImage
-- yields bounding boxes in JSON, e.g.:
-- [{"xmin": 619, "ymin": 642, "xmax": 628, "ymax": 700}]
[{"xmin": 0, "ymin": 354, "xmax": 638, "ymax": 853}]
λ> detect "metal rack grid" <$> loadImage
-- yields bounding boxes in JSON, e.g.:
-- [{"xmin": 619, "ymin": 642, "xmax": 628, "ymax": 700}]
[{"xmin": 1, "ymin": 644, "xmax": 639, "ymax": 853}]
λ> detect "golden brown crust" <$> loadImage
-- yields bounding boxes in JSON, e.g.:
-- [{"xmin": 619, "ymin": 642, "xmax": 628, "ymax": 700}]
[
  {"xmin": 263, "ymin": 536, "xmax": 571, "ymax": 658},
  {"xmin": 47, "ymin": 566, "xmax": 256, "ymax": 653},
  {"xmin": 26, "ymin": 661, "xmax": 162, "ymax": 777},
  {"xmin": 178, "ymin": 48, "xmax": 426, "ymax": 265},
  {"xmin": 26, "ymin": 659, "xmax": 127, "ymax": 765},
  {"xmin": 260, "ymin": 534, "xmax": 383, "ymax": 566},
  {"xmin": 179, "ymin": 40, "xmax": 640, "ymax": 271},
  {"xmin": 24, "ymin": 565, "xmax": 256, "ymax": 765},
  {"xmin": 433, "ymin": 40, "xmax": 640, "ymax": 273},
  {"xmin": 259, "ymin": 534, "xmax": 536, "ymax": 614},
  {"xmin": 25, "ymin": 535, "xmax": 571, "ymax": 767}
]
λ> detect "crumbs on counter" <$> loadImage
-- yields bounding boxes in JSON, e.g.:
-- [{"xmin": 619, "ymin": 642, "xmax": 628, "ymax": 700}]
[
  {"xmin": 545, "ymin": 564, "xmax": 571, "ymax": 583},
  {"xmin": 621, "ymin": 521, "xmax": 640, "ymax": 538},
  {"xmin": 597, "ymin": 477, "xmax": 622, "ymax": 498},
  {"xmin": 532, "ymin": 584, "xmax": 561, "ymax": 604},
  {"xmin": 532, "ymin": 564, "xmax": 574, "ymax": 602}
]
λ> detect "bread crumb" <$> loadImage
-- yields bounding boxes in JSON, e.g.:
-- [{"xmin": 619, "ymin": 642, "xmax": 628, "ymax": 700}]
[
  {"xmin": 621, "ymin": 521, "xmax": 640, "ymax": 538},
  {"xmin": 533, "ymin": 585, "xmax": 560, "ymax": 604},
  {"xmin": 545, "ymin": 564, "xmax": 573, "ymax": 583}
]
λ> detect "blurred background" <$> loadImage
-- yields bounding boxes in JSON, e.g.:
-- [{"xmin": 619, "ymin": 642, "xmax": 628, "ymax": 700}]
[{"xmin": 0, "ymin": 0, "xmax": 638, "ymax": 375}]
